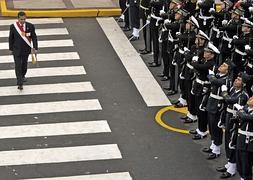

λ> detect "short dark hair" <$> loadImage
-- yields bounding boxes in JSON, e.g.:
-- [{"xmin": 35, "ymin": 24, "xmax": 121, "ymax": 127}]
[{"xmin": 18, "ymin": 11, "xmax": 26, "ymax": 18}]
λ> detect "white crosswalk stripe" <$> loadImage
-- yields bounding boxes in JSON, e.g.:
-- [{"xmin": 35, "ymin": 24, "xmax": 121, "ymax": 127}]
[
  {"xmin": 23, "ymin": 172, "xmax": 132, "ymax": 180},
  {"xmin": 0, "ymin": 28, "xmax": 69, "ymax": 37},
  {"xmin": 0, "ymin": 99, "xmax": 102, "ymax": 116},
  {"xmin": 0, "ymin": 120, "xmax": 111, "ymax": 139},
  {"xmin": 0, "ymin": 66, "xmax": 86, "ymax": 79},
  {"xmin": 0, "ymin": 39, "xmax": 74, "ymax": 49},
  {"xmin": 0, "ymin": 17, "xmax": 130, "ymax": 179},
  {"xmin": 0, "ymin": 144, "xmax": 122, "ymax": 166},
  {"xmin": 0, "ymin": 52, "xmax": 80, "ymax": 63},
  {"xmin": 0, "ymin": 18, "xmax": 64, "ymax": 26},
  {"xmin": 0, "ymin": 82, "xmax": 94, "ymax": 96}
]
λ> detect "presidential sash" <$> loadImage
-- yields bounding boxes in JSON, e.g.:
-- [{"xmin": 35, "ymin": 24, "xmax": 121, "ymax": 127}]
[{"xmin": 14, "ymin": 22, "xmax": 37, "ymax": 64}]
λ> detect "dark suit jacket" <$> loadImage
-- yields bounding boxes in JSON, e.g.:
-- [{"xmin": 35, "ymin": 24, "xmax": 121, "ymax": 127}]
[{"xmin": 9, "ymin": 22, "xmax": 38, "ymax": 56}]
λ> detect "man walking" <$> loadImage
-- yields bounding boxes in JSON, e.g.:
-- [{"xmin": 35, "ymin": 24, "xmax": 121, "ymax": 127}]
[{"xmin": 9, "ymin": 11, "xmax": 38, "ymax": 90}]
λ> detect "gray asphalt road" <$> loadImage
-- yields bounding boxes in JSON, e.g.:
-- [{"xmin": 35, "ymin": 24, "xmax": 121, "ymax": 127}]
[{"xmin": 0, "ymin": 17, "xmax": 238, "ymax": 180}]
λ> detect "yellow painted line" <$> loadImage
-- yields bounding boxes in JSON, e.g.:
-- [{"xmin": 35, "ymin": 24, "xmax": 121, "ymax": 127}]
[
  {"xmin": 0, "ymin": 0, "xmax": 121, "ymax": 17},
  {"xmin": 155, "ymin": 106, "xmax": 190, "ymax": 134},
  {"xmin": 98, "ymin": 9, "xmax": 121, "ymax": 16}
]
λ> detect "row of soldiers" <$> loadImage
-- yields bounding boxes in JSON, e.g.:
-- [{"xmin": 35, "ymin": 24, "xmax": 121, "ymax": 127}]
[{"xmin": 118, "ymin": 0, "xmax": 253, "ymax": 179}]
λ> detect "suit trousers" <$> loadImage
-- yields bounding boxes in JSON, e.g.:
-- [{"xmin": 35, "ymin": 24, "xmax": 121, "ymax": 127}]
[
  {"xmin": 14, "ymin": 54, "xmax": 29, "ymax": 85},
  {"xmin": 140, "ymin": 8, "xmax": 151, "ymax": 52},
  {"xmin": 196, "ymin": 94, "xmax": 208, "ymax": 132},
  {"xmin": 225, "ymin": 112, "xmax": 236, "ymax": 162},
  {"xmin": 161, "ymin": 40, "xmax": 169, "ymax": 77},
  {"xmin": 151, "ymin": 24, "xmax": 159, "ymax": 64},
  {"xmin": 237, "ymin": 149, "xmax": 253, "ymax": 180},
  {"xmin": 208, "ymin": 112, "xmax": 223, "ymax": 146},
  {"xmin": 129, "ymin": 5, "xmax": 140, "ymax": 29}
]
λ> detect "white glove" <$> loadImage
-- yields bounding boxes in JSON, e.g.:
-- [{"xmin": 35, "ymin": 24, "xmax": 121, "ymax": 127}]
[
  {"xmin": 208, "ymin": 69, "xmax": 215, "ymax": 75},
  {"xmin": 159, "ymin": 10, "xmax": 166, "ymax": 16},
  {"xmin": 245, "ymin": 45, "xmax": 251, "ymax": 50},
  {"xmin": 146, "ymin": 19, "xmax": 150, "ymax": 24},
  {"xmin": 164, "ymin": 19, "xmax": 170, "ymax": 24},
  {"xmin": 197, "ymin": 0, "xmax": 203, "ymax": 4},
  {"xmin": 249, "ymin": 6, "xmax": 253, "ymax": 13},
  {"xmin": 184, "ymin": 47, "xmax": 190, "ymax": 52},
  {"xmin": 209, "ymin": 8, "xmax": 215, "ymax": 13},
  {"xmin": 222, "ymin": 19, "xmax": 228, "ymax": 26},
  {"xmin": 233, "ymin": 35, "xmax": 238, "ymax": 39},
  {"xmin": 126, "ymin": 3, "xmax": 130, "ymax": 7},
  {"xmin": 192, "ymin": 56, "xmax": 199, "ymax": 62},
  {"xmin": 221, "ymin": 85, "xmax": 228, "ymax": 92},
  {"xmin": 240, "ymin": 17, "xmax": 246, "ymax": 21},
  {"xmin": 176, "ymin": 32, "xmax": 181, "ymax": 36},
  {"xmin": 234, "ymin": 103, "xmax": 243, "ymax": 110}
]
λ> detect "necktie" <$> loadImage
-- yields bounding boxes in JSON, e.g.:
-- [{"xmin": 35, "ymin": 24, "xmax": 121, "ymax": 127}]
[{"xmin": 20, "ymin": 24, "xmax": 24, "ymax": 31}]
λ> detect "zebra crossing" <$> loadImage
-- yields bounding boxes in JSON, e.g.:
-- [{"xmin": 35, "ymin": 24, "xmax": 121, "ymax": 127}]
[{"xmin": 0, "ymin": 18, "xmax": 132, "ymax": 179}]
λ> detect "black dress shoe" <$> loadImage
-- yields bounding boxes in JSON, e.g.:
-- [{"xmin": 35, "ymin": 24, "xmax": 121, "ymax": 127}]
[
  {"xmin": 207, "ymin": 153, "xmax": 220, "ymax": 160},
  {"xmin": 180, "ymin": 115, "xmax": 188, "ymax": 120},
  {"xmin": 167, "ymin": 90, "xmax": 177, "ymax": 96},
  {"xmin": 122, "ymin": 27, "xmax": 131, "ymax": 31},
  {"xmin": 174, "ymin": 103, "xmax": 187, "ymax": 108},
  {"xmin": 140, "ymin": 50, "xmax": 151, "ymax": 55},
  {"xmin": 139, "ymin": 48, "xmax": 146, "ymax": 52},
  {"xmin": 202, "ymin": 147, "xmax": 212, "ymax": 153},
  {"xmin": 161, "ymin": 76, "xmax": 169, "ymax": 81},
  {"xmin": 17, "ymin": 85, "xmax": 23, "ymax": 90},
  {"xmin": 189, "ymin": 129, "xmax": 197, "ymax": 134},
  {"xmin": 163, "ymin": 87, "xmax": 172, "ymax": 91},
  {"xmin": 216, "ymin": 166, "xmax": 227, "ymax": 173},
  {"xmin": 192, "ymin": 134, "xmax": 207, "ymax": 140},
  {"xmin": 183, "ymin": 118, "xmax": 197, "ymax": 123},
  {"xmin": 157, "ymin": 73, "xmax": 165, "ymax": 77},
  {"xmin": 149, "ymin": 62, "xmax": 160, "ymax": 67},
  {"xmin": 220, "ymin": 172, "xmax": 235, "ymax": 179}
]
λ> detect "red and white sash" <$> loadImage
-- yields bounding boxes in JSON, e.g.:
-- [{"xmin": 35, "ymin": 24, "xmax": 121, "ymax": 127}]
[
  {"xmin": 14, "ymin": 22, "xmax": 32, "ymax": 48},
  {"xmin": 14, "ymin": 22, "xmax": 37, "ymax": 63}
]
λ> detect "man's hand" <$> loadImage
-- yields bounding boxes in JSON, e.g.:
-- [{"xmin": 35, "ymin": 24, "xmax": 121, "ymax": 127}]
[
  {"xmin": 209, "ymin": 8, "xmax": 215, "ymax": 14},
  {"xmin": 192, "ymin": 56, "xmax": 199, "ymax": 62},
  {"xmin": 208, "ymin": 69, "xmax": 215, "ymax": 75},
  {"xmin": 245, "ymin": 45, "xmax": 251, "ymax": 51},
  {"xmin": 221, "ymin": 85, "xmax": 228, "ymax": 92},
  {"xmin": 222, "ymin": 20, "xmax": 228, "ymax": 26},
  {"xmin": 32, "ymin": 48, "xmax": 38, "ymax": 54},
  {"xmin": 184, "ymin": 47, "xmax": 190, "ymax": 53},
  {"xmin": 234, "ymin": 103, "xmax": 243, "ymax": 110},
  {"xmin": 233, "ymin": 35, "xmax": 238, "ymax": 39}
]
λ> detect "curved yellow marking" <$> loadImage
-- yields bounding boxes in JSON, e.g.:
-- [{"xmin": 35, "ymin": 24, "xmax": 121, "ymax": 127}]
[
  {"xmin": 155, "ymin": 106, "xmax": 190, "ymax": 134},
  {"xmin": 0, "ymin": 0, "xmax": 121, "ymax": 17}
]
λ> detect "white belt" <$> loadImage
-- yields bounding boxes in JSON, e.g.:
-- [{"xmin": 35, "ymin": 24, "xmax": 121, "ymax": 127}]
[
  {"xmin": 227, "ymin": 107, "xmax": 236, "ymax": 115},
  {"xmin": 210, "ymin": 93, "xmax": 223, "ymax": 100},
  {"xmin": 238, "ymin": 129, "xmax": 253, "ymax": 137},
  {"xmin": 178, "ymin": 48, "xmax": 184, "ymax": 54},
  {"xmin": 222, "ymin": 36, "xmax": 232, "ymax": 43},
  {"xmin": 186, "ymin": 63, "xmax": 194, "ymax": 69},
  {"xmin": 235, "ymin": 48, "xmax": 247, "ymax": 56},
  {"xmin": 247, "ymin": 63, "xmax": 253, "ymax": 68},
  {"xmin": 196, "ymin": 78, "xmax": 209, "ymax": 85},
  {"xmin": 198, "ymin": 15, "xmax": 214, "ymax": 20}
]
